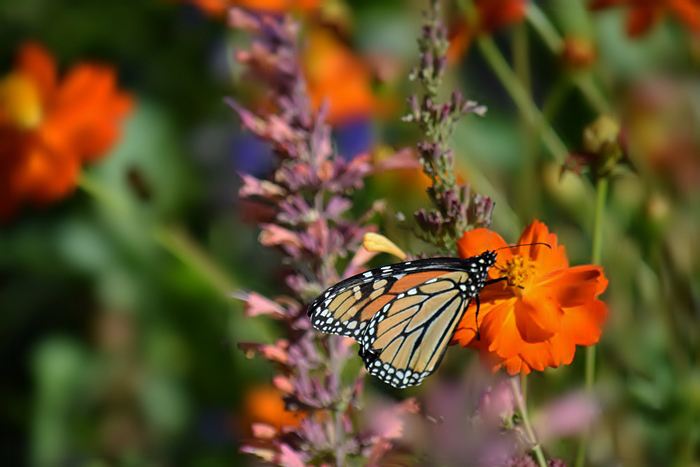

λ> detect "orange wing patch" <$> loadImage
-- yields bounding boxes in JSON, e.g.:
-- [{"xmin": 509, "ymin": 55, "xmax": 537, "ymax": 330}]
[
  {"xmin": 359, "ymin": 294, "xmax": 393, "ymax": 321},
  {"xmin": 388, "ymin": 271, "xmax": 450, "ymax": 293}
]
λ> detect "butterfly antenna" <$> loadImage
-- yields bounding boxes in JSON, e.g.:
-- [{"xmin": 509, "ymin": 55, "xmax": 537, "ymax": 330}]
[{"xmin": 492, "ymin": 241, "xmax": 552, "ymax": 253}]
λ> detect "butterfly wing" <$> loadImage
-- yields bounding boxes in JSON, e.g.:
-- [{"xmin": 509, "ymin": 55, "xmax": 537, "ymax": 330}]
[
  {"xmin": 308, "ymin": 258, "xmax": 468, "ymax": 339},
  {"xmin": 359, "ymin": 271, "xmax": 473, "ymax": 388},
  {"xmin": 308, "ymin": 253, "xmax": 495, "ymax": 388}
]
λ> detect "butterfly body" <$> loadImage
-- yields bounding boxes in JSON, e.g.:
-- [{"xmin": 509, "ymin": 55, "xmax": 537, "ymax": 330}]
[{"xmin": 308, "ymin": 251, "xmax": 497, "ymax": 388}]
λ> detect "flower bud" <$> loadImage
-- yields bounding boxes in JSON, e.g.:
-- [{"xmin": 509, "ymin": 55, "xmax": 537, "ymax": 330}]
[
  {"xmin": 561, "ymin": 36, "xmax": 596, "ymax": 69},
  {"xmin": 583, "ymin": 115, "xmax": 623, "ymax": 178},
  {"xmin": 362, "ymin": 232, "xmax": 408, "ymax": 260}
]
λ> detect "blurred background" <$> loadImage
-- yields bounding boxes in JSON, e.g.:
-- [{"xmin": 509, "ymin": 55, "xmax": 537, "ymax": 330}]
[{"xmin": 1, "ymin": 0, "xmax": 699, "ymax": 465}]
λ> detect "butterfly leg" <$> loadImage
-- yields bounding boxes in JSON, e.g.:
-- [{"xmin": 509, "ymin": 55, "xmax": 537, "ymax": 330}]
[{"xmin": 474, "ymin": 294, "xmax": 481, "ymax": 341}]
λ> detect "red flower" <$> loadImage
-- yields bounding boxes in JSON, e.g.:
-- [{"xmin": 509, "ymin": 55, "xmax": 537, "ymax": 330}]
[
  {"xmin": 452, "ymin": 220, "xmax": 608, "ymax": 375},
  {"xmin": 589, "ymin": 0, "xmax": 700, "ymax": 37},
  {"xmin": 303, "ymin": 27, "xmax": 392, "ymax": 123},
  {"xmin": 183, "ymin": 0, "xmax": 319, "ymax": 16},
  {"xmin": 243, "ymin": 386, "xmax": 306, "ymax": 432},
  {"xmin": 0, "ymin": 43, "xmax": 132, "ymax": 219},
  {"xmin": 448, "ymin": 0, "xmax": 528, "ymax": 62}
]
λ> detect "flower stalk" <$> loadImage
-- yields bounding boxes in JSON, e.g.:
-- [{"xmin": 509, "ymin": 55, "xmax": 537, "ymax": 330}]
[
  {"xmin": 476, "ymin": 35, "xmax": 569, "ymax": 162},
  {"xmin": 510, "ymin": 376, "xmax": 548, "ymax": 467},
  {"xmin": 575, "ymin": 175, "xmax": 609, "ymax": 467},
  {"xmin": 78, "ymin": 173, "xmax": 238, "ymax": 301}
]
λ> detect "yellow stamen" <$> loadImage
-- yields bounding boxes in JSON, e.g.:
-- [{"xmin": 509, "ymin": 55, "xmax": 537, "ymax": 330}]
[
  {"xmin": 0, "ymin": 72, "xmax": 43, "ymax": 129},
  {"xmin": 504, "ymin": 255, "xmax": 537, "ymax": 289},
  {"xmin": 362, "ymin": 232, "xmax": 407, "ymax": 260}
]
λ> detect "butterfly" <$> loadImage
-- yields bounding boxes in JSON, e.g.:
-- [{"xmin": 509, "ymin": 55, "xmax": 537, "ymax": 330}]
[{"xmin": 307, "ymin": 251, "xmax": 499, "ymax": 388}]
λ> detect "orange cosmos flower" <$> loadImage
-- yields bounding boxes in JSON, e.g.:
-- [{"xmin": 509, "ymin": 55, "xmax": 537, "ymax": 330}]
[
  {"xmin": 448, "ymin": 0, "xmax": 527, "ymax": 62},
  {"xmin": 452, "ymin": 220, "xmax": 608, "ymax": 375},
  {"xmin": 243, "ymin": 386, "xmax": 306, "ymax": 432},
  {"xmin": 589, "ymin": 0, "xmax": 700, "ymax": 37},
  {"xmin": 0, "ymin": 42, "xmax": 132, "ymax": 219},
  {"xmin": 303, "ymin": 27, "xmax": 390, "ymax": 124},
  {"xmin": 183, "ymin": 0, "xmax": 319, "ymax": 16}
]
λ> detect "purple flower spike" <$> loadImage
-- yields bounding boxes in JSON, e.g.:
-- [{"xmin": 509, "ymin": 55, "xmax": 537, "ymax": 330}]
[{"xmin": 229, "ymin": 7, "xmax": 405, "ymax": 466}]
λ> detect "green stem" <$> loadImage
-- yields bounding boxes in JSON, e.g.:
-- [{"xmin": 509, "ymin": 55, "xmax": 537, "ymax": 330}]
[
  {"xmin": 590, "ymin": 177, "xmax": 608, "ymax": 266},
  {"xmin": 512, "ymin": 22, "xmax": 538, "ymax": 218},
  {"xmin": 153, "ymin": 225, "xmax": 237, "ymax": 299},
  {"xmin": 78, "ymin": 172, "xmax": 237, "ymax": 301},
  {"xmin": 526, "ymin": 3, "xmax": 609, "ymax": 114},
  {"xmin": 525, "ymin": 4, "xmax": 563, "ymax": 51},
  {"xmin": 575, "ymin": 176, "xmax": 608, "ymax": 467},
  {"xmin": 476, "ymin": 36, "xmax": 570, "ymax": 162},
  {"xmin": 510, "ymin": 376, "xmax": 547, "ymax": 467}
]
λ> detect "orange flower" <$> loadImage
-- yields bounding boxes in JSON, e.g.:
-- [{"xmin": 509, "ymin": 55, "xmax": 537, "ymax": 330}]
[
  {"xmin": 243, "ymin": 386, "xmax": 305, "ymax": 432},
  {"xmin": 303, "ymin": 27, "xmax": 390, "ymax": 124},
  {"xmin": 589, "ymin": 0, "xmax": 700, "ymax": 37},
  {"xmin": 452, "ymin": 220, "xmax": 608, "ymax": 375},
  {"xmin": 448, "ymin": 0, "xmax": 527, "ymax": 62},
  {"xmin": 183, "ymin": 0, "xmax": 319, "ymax": 16},
  {"xmin": 561, "ymin": 36, "xmax": 597, "ymax": 69},
  {"xmin": 0, "ymin": 42, "xmax": 132, "ymax": 219}
]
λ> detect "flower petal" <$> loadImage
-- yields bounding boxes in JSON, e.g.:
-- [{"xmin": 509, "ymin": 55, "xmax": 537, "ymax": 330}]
[
  {"xmin": 516, "ymin": 219, "xmax": 568, "ymax": 270},
  {"xmin": 500, "ymin": 354, "xmax": 526, "ymax": 374},
  {"xmin": 626, "ymin": 4, "xmax": 661, "ymax": 37},
  {"xmin": 15, "ymin": 42, "xmax": 56, "ymax": 104},
  {"xmin": 458, "ymin": 228, "xmax": 509, "ymax": 258},
  {"xmin": 515, "ymin": 295, "xmax": 560, "ymax": 342},
  {"xmin": 560, "ymin": 299, "xmax": 608, "ymax": 346},
  {"xmin": 534, "ymin": 265, "xmax": 607, "ymax": 307},
  {"xmin": 480, "ymin": 298, "xmax": 522, "ymax": 359},
  {"xmin": 547, "ymin": 332, "xmax": 576, "ymax": 366},
  {"xmin": 669, "ymin": 0, "xmax": 700, "ymax": 31}
]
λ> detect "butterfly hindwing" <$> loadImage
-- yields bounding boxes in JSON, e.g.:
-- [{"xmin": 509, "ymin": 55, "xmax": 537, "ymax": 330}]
[{"xmin": 360, "ymin": 271, "xmax": 472, "ymax": 388}]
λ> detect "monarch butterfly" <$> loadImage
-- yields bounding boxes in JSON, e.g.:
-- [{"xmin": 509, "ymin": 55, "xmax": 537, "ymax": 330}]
[{"xmin": 307, "ymin": 250, "xmax": 499, "ymax": 388}]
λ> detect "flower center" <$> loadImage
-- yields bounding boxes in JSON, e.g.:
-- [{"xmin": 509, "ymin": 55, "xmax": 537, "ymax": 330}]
[
  {"xmin": 503, "ymin": 254, "xmax": 536, "ymax": 289},
  {"xmin": 0, "ymin": 72, "xmax": 43, "ymax": 129}
]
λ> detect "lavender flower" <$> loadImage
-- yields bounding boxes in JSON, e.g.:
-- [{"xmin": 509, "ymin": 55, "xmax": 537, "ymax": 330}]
[{"xmin": 229, "ymin": 8, "xmax": 413, "ymax": 465}]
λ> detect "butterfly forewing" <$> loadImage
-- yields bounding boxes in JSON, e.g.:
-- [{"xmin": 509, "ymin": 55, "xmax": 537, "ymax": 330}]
[
  {"xmin": 307, "ymin": 252, "xmax": 497, "ymax": 388},
  {"xmin": 308, "ymin": 257, "xmax": 470, "ymax": 338}
]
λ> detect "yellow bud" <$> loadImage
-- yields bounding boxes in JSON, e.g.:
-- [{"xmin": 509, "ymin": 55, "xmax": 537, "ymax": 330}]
[
  {"xmin": 646, "ymin": 192, "xmax": 671, "ymax": 227},
  {"xmin": 362, "ymin": 232, "xmax": 407, "ymax": 260},
  {"xmin": 0, "ymin": 72, "xmax": 43, "ymax": 129},
  {"xmin": 583, "ymin": 115, "xmax": 620, "ymax": 154},
  {"xmin": 583, "ymin": 115, "xmax": 623, "ymax": 178}
]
